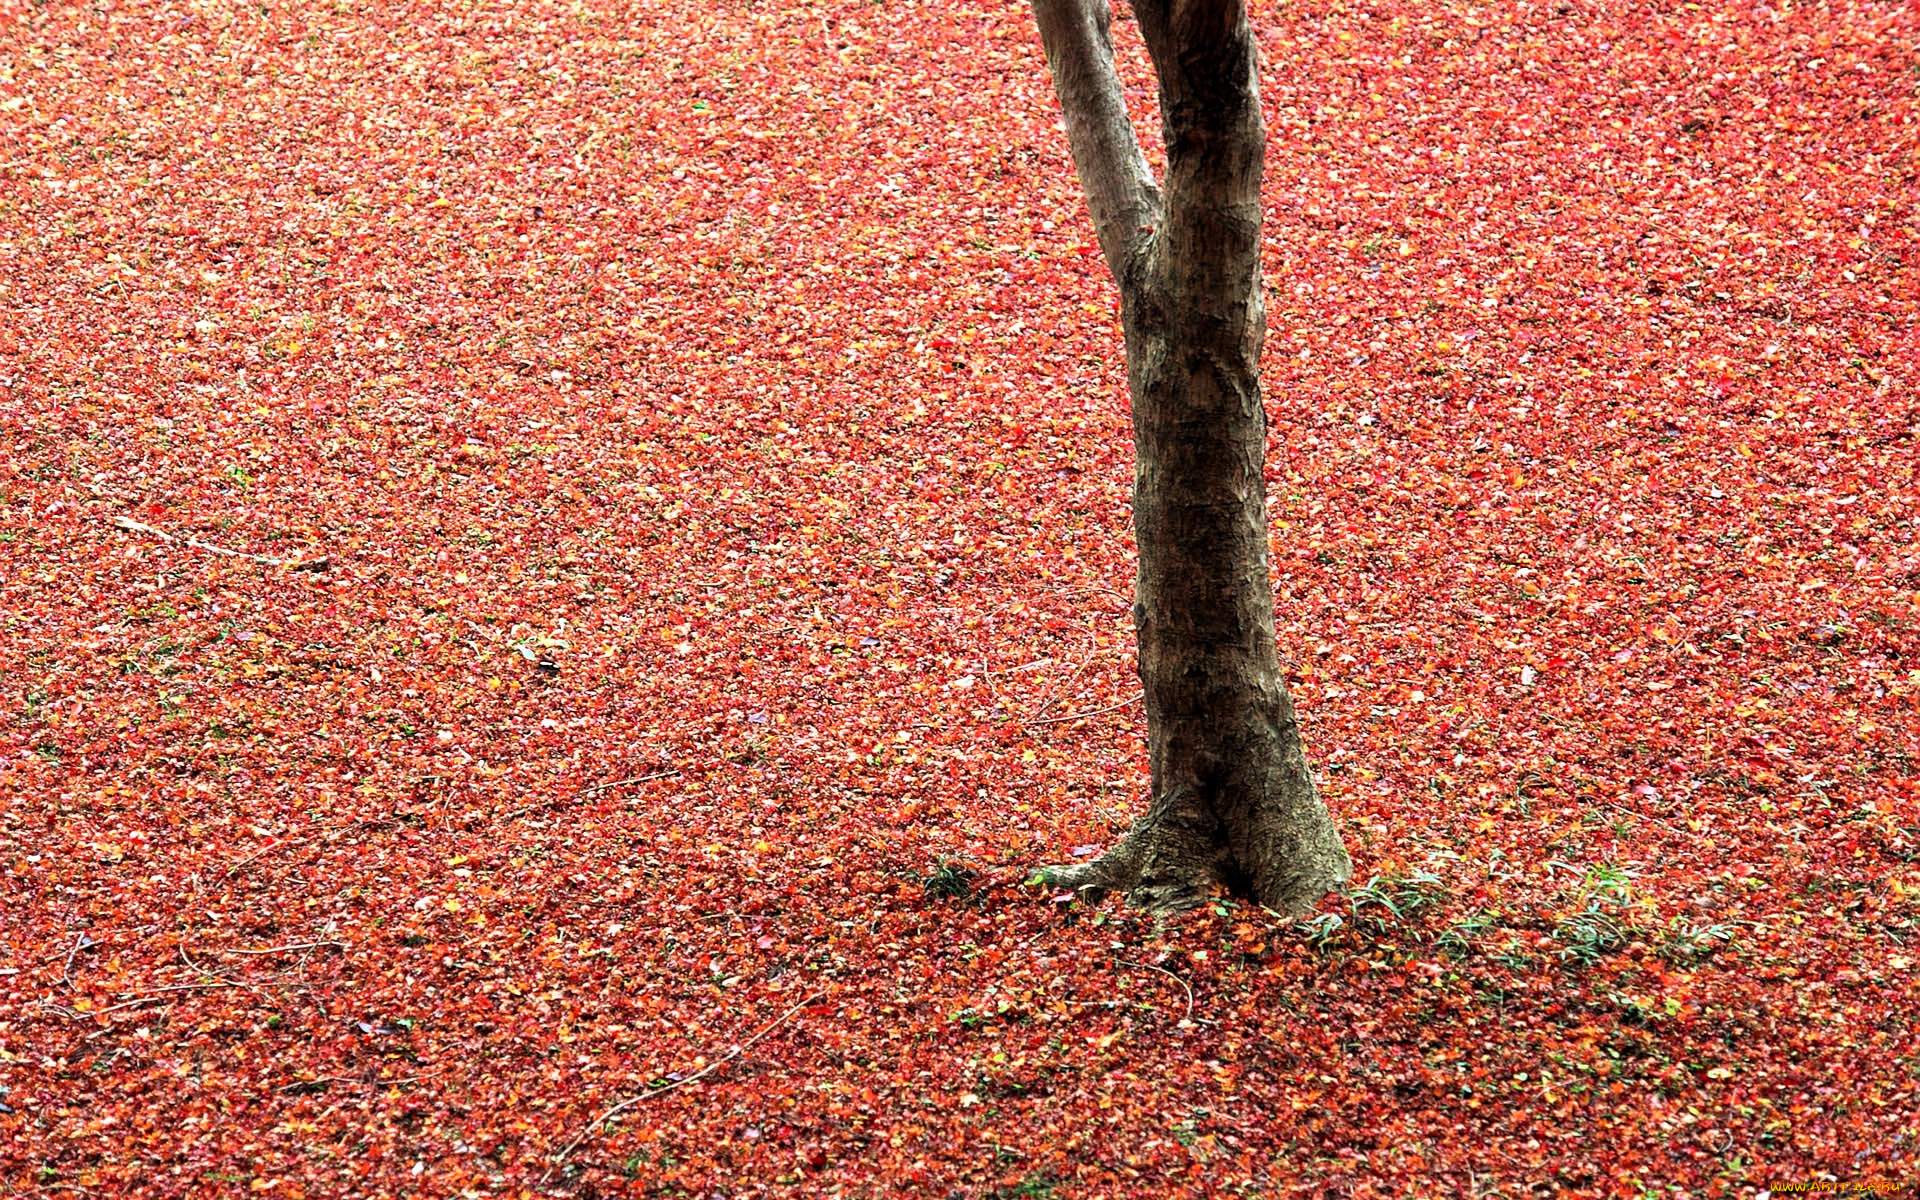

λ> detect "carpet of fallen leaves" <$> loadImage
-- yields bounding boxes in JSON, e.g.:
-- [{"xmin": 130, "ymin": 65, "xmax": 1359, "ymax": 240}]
[{"xmin": 3, "ymin": 0, "xmax": 1917, "ymax": 1195}]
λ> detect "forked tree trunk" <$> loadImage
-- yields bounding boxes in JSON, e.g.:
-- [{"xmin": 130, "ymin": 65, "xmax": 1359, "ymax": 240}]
[{"xmin": 1031, "ymin": 0, "xmax": 1351, "ymax": 913}]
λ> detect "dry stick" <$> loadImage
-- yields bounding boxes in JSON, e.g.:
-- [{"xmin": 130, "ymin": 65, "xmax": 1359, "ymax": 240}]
[
  {"xmin": 577, "ymin": 769, "xmax": 682, "ymax": 798},
  {"xmin": 223, "ymin": 816, "xmax": 389, "ymax": 879},
  {"xmin": 179, "ymin": 943, "xmax": 265, "ymax": 997},
  {"xmin": 279, "ymin": 1073, "xmax": 427, "ymax": 1094},
  {"xmin": 499, "ymin": 769, "xmax": 681, "ymax": 822},
  {"xmin": 39, "ymin": 994, "xmax": 174, "ymax": 1021},
  {"xmin": 972, "ymin": 596, "xmax": 1030, "ymax": 705},
  {"xmin": 1023, "ymin": 691, "xmax": 1143, "ymax": 728},
  {"xmin": 976, "ymin": 645, "xmax": 1004, "ymax": 705},
  {"xmin": 1023, "ymin": 629, "xmax": 1101, "ymax": 725},
  {"xmin": 112, "ymin": 980, "xmax": 242, "ymax": 998},
  {"xmin": 1045, "ymin": 584, "xmax": 1135, "ymax": 616},
  {"xmin": 61, "ymin": 934, "xmax": 93, "ymax": 992},
  {"xmin": 220, "ymin": 940, "xmax": 349, "ymax": 956},
  {"xmin": 289, "ymin": 934, "xmax": 340, "ymax": 993},
  {"xmin": 90, "ymin": 995, "xmax": 172, "ymax": 1016},
  {"xmin": 1063, "ymin": 998, "xmax": 1162, "ymax": 1013},
  {"xmin": 1130, "ymin": 960, "xmax": 1195, "ymax": 1023},
  {"xmin": 1001, "ymin": 657, "xmax": 1058, "ymax": 675},
  {"xmin": 542, "ymin": 990, "xmax": 824, "ymax": 1183},
  {"xmin": 1593, "ymin": 798, "xmax": 1689, "ymax": 840},
  {"xmin": 224, "ymin": 840, "xmax": 287, "ymax": 877},
  {"xmin": 976, "ymin": 592, "xmax": 1110, "ymax": 713},
  {"xmin": 110, "ymin": 514, "xmax": 329, "ymax": 571}
]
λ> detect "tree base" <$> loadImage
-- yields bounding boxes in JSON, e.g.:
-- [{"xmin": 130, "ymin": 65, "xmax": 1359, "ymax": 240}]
[
  {"xmin": 1038, "ymin": 793, "xmax": 1351, "ymax": 916},
  {"xmin": 1035, "ymin": 814, "xmax": 1214, "ymax": 913}
]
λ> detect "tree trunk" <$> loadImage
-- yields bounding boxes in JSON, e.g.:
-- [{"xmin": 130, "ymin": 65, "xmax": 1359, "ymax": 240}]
[{"xmin": 1030, "ymin": 0, "xmax": 1351, "ymax": 913}]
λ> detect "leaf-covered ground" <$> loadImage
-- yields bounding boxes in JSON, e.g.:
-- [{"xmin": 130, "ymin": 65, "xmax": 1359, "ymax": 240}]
[{"xmin": 3, "ymin": 0, "xmax": 1917, "ymax": 1195}]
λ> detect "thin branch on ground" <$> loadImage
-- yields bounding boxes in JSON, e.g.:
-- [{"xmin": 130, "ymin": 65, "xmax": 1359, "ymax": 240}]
[
  {"xmin": 1062, "ymin": 998, "xmax": 1164, "ymax": 1014},
  {"xmin": 279, "ymin": 1072, "xmax": 432, "ymax": 1094},
  {"xmin": 1129, "ymin": 959, "xmax": 1195, "ymax": 1023},
  {"xmin": 222, "ymin": 816, "xmax": 393, "ymax": 881},
  {"xmin": 1023, "ymin": 628, "xmax": 1101, "ymax": 725},
  {"xmin": 1023, "ymin": 691, "xmax": 1143, "ymax": 727},
  {"xmin": 1045, "ymin": 584, "xmax": 1135, "ymax": 617},
  {"xmin": 541, "ymin": 989, "xmax": 824, "ymax": 1184},
  {"xmin": 110, "ymin": 514, "xmax": 329, "ymax": 571},
  {"xmin": 61, "ymin": 934, "xmax": 95, "ymax": 991},
  {"xmin": 39, "ymin": 994, "xmax": 174, "ymax": 1021},
  {"xmin": 224, "ymin": 841, "xmax": 287, "ymax": 877},
  {"xmin": 1593, "ymin": 798, "xmax": 1690, "ymax": 839},
  {"xmin": 178, "ymin": 944, "xmax": 267, "ymax": 996},
  {"xmin": 111, "ymin": 980, "xmax": 242, "ymax": 998},
  {"xmin": 219, "ymin": 941, "xmax": 350, "ymax": 956},
  {"xmin": 577, "ymin": 769, "xmax": 683, "ymax": 798},
  {"xmin": 497, "ymin": 769, "xmax": 682, "ymax": 822}
]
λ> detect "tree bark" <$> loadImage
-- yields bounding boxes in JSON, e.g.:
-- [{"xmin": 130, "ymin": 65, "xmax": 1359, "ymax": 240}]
[{"xmin": 1031, "ymin": 0, "xmax": 1351, "ymax": 914}]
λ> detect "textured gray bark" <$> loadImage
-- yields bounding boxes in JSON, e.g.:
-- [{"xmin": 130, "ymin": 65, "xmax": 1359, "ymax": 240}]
[{"xmin": 1031, "ymin": 0, "xmax": 1351, "ymax": 913}]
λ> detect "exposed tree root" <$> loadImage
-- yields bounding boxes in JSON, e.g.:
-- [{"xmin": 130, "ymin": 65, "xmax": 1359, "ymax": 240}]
[
  {"xmin": 1037, "ymin": 783, "xmax": 1352, "ymax": 916},
  {"xmin": 1035, "ymin": 808, "xmax": 1221, "ymax": 914}
]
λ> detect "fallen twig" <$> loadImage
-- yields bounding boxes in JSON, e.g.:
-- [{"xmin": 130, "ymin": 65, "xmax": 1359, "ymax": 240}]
[
  {"xmin": 1593, "ymin": 798, "xmax": 1689, "ymax": 839},
  {"xmin": 111, "ymin": 980, "xmax": 241, "ymax": 998},
  {"xmin": 1046, "ymin": 584, "xmax": 1135, "ymax": 617},
  {"xmin": 224, "ymin": 840, "xmax": 286, "ymax": 877},
  {"xmin": 541, "ymin": 989, "xmax": 823, "ymax": 1183},
  {"xmin": 176, "ymin": 944, "xmax": 267, "ymax": 996},
  {"xmin": 500, "ymin": 769, "xmax": 682, "ymax": 821},
  {"xmin": 577, "ymin": 769, "xmax": 682, "ymax": 797},
  {"xmin": 1023, "ymin": 628, "xmax": 1100, "ymax": 725},
  {"xmin": 1130, "ymin": 959, "xmax": 1195, "ymax": 1023},
  {"xmin": 110, "ymin": 514, "xmax": 329, "ymax": 571},
  {"xmin": 1062, "ymin": 998, "xmax": 1164, "ymax": 1014},
  {"xmin": 62, "ymin": 934, "xmax": 96, "ymax": 992},
  {"xmin": 222, "ymin": 816, "xmax": 392, "ymax": 879},
  {"xmin": 90, "ymin": 995, "xmax": 173, "ymax": 1016},
  {"xmin": 279, "ymin": 1072, "xmax": 431, "ymax": 1094},
  {"xmin": 39, "ymin": 994, "xmax": 174, "ymax": 1021},
  {"xmin": 1001, "ymin": 657, "xmax": 1058, "ymax": 675},
  {"xmin": 1023, "ymin": 691, "xmax": 1143, "ymax": 727},
  {"xmin": 219, "ymin": 940, "xmax": 350, "ymax": 956}
]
